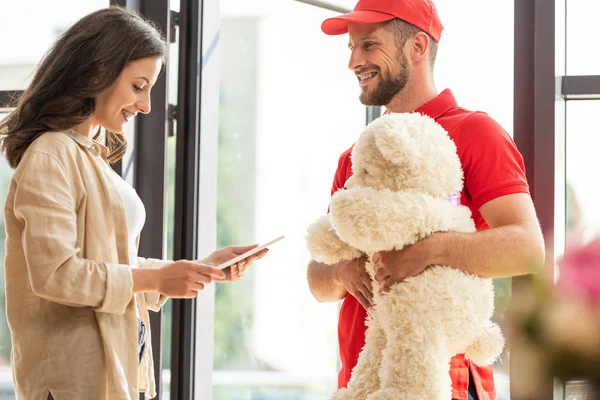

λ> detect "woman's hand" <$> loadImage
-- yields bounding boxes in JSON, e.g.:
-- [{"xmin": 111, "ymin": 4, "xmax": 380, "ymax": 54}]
[
  {"xmin": 134, "ymin": 260, "xmax": 225, "ymax": 298},
  {"xmin": 201, "ymin": 245, "xmax": 269, "ymax": 282}
]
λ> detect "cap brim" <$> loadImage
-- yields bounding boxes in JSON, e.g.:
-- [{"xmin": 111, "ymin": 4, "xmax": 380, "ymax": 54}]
[{"xmin": 321, "ymin": 11, "xmax": 396, "ymax": 35}]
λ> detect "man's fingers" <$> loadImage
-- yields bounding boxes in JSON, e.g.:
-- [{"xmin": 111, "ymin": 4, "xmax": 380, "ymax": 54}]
[
  {"xmin": 380, "ymin": 275, "xmax": 400, "ymax": 293},
  {"xmin": 375, "ymin": 269, "xmax": 392, "ymax": 284},
  {"xmin": 357, "ymin": 283, "xmax": 373, "ymax": 306},
  {"xmin": 372, "ymin": 252, "xmax": 382, "ymax": 265},
  {"xmin": 374, "ymin": 268, "xmax": 388, "ymax": 283},
  {"xmin": 354, "ymin": 292, "xmax": 371, "ymax": 310},
  {"xmin": 361, "ymin": 277, "xmax": 374, "ymax": 295},
  {"xmin": 362, "ymin": 288, "xmax": 373, "ymax": 307}
]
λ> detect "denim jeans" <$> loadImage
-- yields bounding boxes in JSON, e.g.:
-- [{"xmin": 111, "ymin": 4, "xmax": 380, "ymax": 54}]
[{"xmin": 138, "ymin": 317, "xmax": 147, "ymax": 364}]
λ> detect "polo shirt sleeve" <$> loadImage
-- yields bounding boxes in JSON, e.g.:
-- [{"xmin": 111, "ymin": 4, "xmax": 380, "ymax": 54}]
[
  {"xmin": 331, "ymin": 149, "xmax": 350, "ymax": 196},
  {"xmin": 328, "ymin": 148, "xmax": 353, "ymax": 213},
  {"xmin": 459, "ymin": 112, "xmax": 530, "ymax": 209}
]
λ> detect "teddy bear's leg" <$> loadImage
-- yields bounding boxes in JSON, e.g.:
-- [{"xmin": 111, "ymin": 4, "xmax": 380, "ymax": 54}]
[
  {"xmin": 366, "ymin": 335, "xmax": 452, "ymax": 400},
  {"xmin": 365, "ymin": 280, "xmax": 454, "ymax": 400},
  {"xmin": 464, "ymin": 321, "xmax": 505, "ymax": 367},
  {"xmin": 331, "ymin": 311, "xmax": 386, "ymax": 400}
]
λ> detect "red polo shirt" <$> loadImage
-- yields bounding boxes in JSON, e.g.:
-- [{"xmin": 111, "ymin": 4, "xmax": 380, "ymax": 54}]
[{"xmin": 330, "ymin": 89, "xmax": 529, "ymax": 400}]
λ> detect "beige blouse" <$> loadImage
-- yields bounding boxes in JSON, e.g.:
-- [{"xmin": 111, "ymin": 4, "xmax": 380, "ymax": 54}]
[{"xmin": 3, "ymin": 129, "xmax": 169, "ymax": 399}]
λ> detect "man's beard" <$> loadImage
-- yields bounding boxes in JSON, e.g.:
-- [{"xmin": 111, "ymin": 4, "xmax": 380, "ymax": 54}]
[{"xmin": 359, "ymin": 55, "xmax": 409, "ymax": 106}]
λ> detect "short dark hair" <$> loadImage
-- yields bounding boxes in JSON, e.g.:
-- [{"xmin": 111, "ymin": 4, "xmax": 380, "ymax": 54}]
[
  {"xmin": 382, "ymin": 18, "xmax": 438, "ymax": 68},
  {"xmin": 0, "ymin": 6, "xmax": 168, "ymax": 168}
]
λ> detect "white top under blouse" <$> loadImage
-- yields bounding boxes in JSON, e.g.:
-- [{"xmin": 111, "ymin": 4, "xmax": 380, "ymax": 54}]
[{"xmin": 95, "ymin": 158, "xmax": 146, "ymax": 268}]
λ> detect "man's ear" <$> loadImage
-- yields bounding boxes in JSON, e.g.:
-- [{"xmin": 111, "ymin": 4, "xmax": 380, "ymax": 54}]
[{"xmin": 410, "ymin": 32, "xmax": 430, "ymax": 63}]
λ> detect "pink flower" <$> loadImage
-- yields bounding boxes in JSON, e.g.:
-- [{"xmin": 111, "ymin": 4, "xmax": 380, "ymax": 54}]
[{"xmin": 557, "ymin": 239, "xmax": 600, "ymax": 317}]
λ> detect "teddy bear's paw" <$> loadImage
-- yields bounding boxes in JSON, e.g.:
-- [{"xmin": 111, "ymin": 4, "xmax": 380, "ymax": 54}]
[
  {"xmin": 369, "ymin": 387, "xmax": 450, "ymax": 400},
  {"xmin": 306, "ymin": 214, "xmax": 363, "ymax": 264},
  {"xmin": 329, "ymin": 388, "xmax": 356, "ymax": 400},
  {"xmin": 366, "ymin": 388, "xmax": 410, "ymax": 400},
  {"xmin": 465, "ymin": 322, "xmax": 505, "ymax": 366}
]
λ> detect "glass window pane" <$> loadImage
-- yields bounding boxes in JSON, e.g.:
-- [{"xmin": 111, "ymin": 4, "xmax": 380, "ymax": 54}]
[
  {"xmin": 214, "ymin": 1, "xmax": 515, "ymax": 399},
  {"xmin": 566, "ymin": 0, "xmax": 600, "ymax": 75},
  {"xmin": 435, "ymin": 0, "xmax": 514, "ymax": 136},
  {"xmin": 435, "ymin": 1, "xmax": 514, "ymax": 398},
  {"xmin": 565, "ymin": 381, "xmax": 595, "ymax": 400},
  {"xmin": 563, "ymin": 101, "xmax": 600, "ymax": 399},
  {"xmin": 214, "ymin": 1, "xmax": 365, "ymax": 398},
  {"xmin": 0, "ymin": 112, "xmax": 14, "ymax": 397},
  {"xmin": 161, "ymin": 0, "xmax": 182, "ymax": 396},
  {"xmin": 0, "ymin": 0, "xmax": 108, "ymax": 90},
  {"xmin": 566, "ymin": 101, "xmax": 600, "ymax": 244}
]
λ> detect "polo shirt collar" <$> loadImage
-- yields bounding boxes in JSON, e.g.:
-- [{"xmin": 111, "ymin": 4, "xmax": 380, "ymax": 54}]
[{"xmin": 414, "ymin": 89, "xmax": 457, "ymax": 120}]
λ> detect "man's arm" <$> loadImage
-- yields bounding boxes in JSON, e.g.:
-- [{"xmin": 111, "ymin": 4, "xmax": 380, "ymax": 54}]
[
  {"xmin": 430, "ymin": 193, "xmax": 545, "ymax": 277},
  {"xmin": 307, "ymin": 257, "xmax": 373, "ymax": 309},
  {"xmin": 307, "ymin": 260, "xmax": 347, "ymax": 302},
  {"xmin": 374, "ymin": 193, "xmax": 545, "ymax": 291}
]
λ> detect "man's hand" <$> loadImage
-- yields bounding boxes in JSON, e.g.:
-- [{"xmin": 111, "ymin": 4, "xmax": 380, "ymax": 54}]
[
  {"xmin": 335, "ymin": 256, "xmax": 373, "ymax": 309},
  {"xmin": 373, "ymin": 237, "xmax": 434, "ymax": 293}
]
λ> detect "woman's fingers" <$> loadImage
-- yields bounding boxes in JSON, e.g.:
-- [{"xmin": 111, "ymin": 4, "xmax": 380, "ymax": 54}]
[
  {"xmin": 194, "ymin": 262, "xmax": 226, "ymax": 280},
  {"xmin": 229, "ymin": 244, "xmax": 259, "ymax": 255}
]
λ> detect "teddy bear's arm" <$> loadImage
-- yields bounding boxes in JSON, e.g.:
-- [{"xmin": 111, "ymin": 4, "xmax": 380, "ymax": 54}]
[
  {"xmin": 330, "ymin": 188, "xmax": 476, "ymax": 253},
  {"xmin": 306, "ymin": 214, "xmax": 364, "ymax": 265}
]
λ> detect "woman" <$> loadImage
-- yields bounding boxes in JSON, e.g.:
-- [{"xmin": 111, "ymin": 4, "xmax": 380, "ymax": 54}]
[{"xmin": 0, "ymin": 7, "xmax": 265, "ymax": 400}]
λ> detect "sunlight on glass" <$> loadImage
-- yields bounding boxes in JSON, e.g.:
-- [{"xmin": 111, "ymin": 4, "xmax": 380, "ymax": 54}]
[
  {"xmin": 436, "ymin": 1, "xmax": 514, "ymax": 398},
  {"xmin": 214, "ymin": 1, "xmax": 363, "ymax": 398},
  {"xmin": 214, "ymin": 1, "xmax": 514, "ymax": 399},
  {"xmin": 566, "ymin": 0, "xmax": 600, "ymax": 75},
  {"xmin": 566, "ymin": 101, "xmax": 600, "ymax": 245}
]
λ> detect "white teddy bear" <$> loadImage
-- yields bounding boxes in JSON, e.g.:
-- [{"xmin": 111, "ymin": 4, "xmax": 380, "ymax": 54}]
[{"xmin": 306, "ymin": 112, "xmax": 505, "ymax": 400}]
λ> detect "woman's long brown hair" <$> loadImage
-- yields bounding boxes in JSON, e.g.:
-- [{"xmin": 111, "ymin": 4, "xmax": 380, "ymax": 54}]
[{"xmin": 0, "ymin": 6, "xmax": 167, "ymax": 168}]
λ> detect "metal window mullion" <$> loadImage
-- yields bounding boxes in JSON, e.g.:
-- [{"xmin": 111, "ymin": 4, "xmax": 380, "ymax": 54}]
[
  {"xmin": 561, "ymin": 75, "xmax": 600, "ymax": 100},
  {"xmin": 366, "ymin": 106, "xmax": 382, "ymax": 124},
  {"xmin": 120, "ymin": 0, "xmax": 173, "ymax": 399},
  {"xmin": 171, "ymin": 0, "xmax": 203, "ymax": 399},
  {"xmin": 513, "ymin": 0, "xmax": 558, "ymax": 399}
]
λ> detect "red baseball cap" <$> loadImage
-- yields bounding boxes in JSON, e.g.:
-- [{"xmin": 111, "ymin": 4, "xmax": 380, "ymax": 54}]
[{"xmin": 321, "ymin": 0, "xmax": 444, "ymax": 42}]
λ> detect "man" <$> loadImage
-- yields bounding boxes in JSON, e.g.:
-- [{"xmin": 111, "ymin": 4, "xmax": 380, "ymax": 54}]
[{"xmin": 306, "ymin": 1, "xmax": 545, "ymax": 399}]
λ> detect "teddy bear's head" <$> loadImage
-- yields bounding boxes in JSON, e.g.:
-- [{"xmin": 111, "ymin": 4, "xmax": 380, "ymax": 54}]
[{"xmin": 344, "ymin": 112, "xmax": 463, "ymax": 199}]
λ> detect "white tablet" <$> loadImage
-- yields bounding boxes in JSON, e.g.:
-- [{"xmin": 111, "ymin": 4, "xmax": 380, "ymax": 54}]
[{"xmin": 216, "ymin": 235, "xmax": 285, "ymax": 270}]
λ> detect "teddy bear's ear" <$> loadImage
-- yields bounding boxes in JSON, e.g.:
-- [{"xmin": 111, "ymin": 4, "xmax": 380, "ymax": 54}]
[{"xmin": 372, "ymin": 119, "xmax": 419, "ymax": 166}]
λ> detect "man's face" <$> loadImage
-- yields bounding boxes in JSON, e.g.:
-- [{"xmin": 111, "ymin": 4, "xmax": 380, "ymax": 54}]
[{"xmin": 347, "ymin": 22, "xmax": 409, "ymax": 106}]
